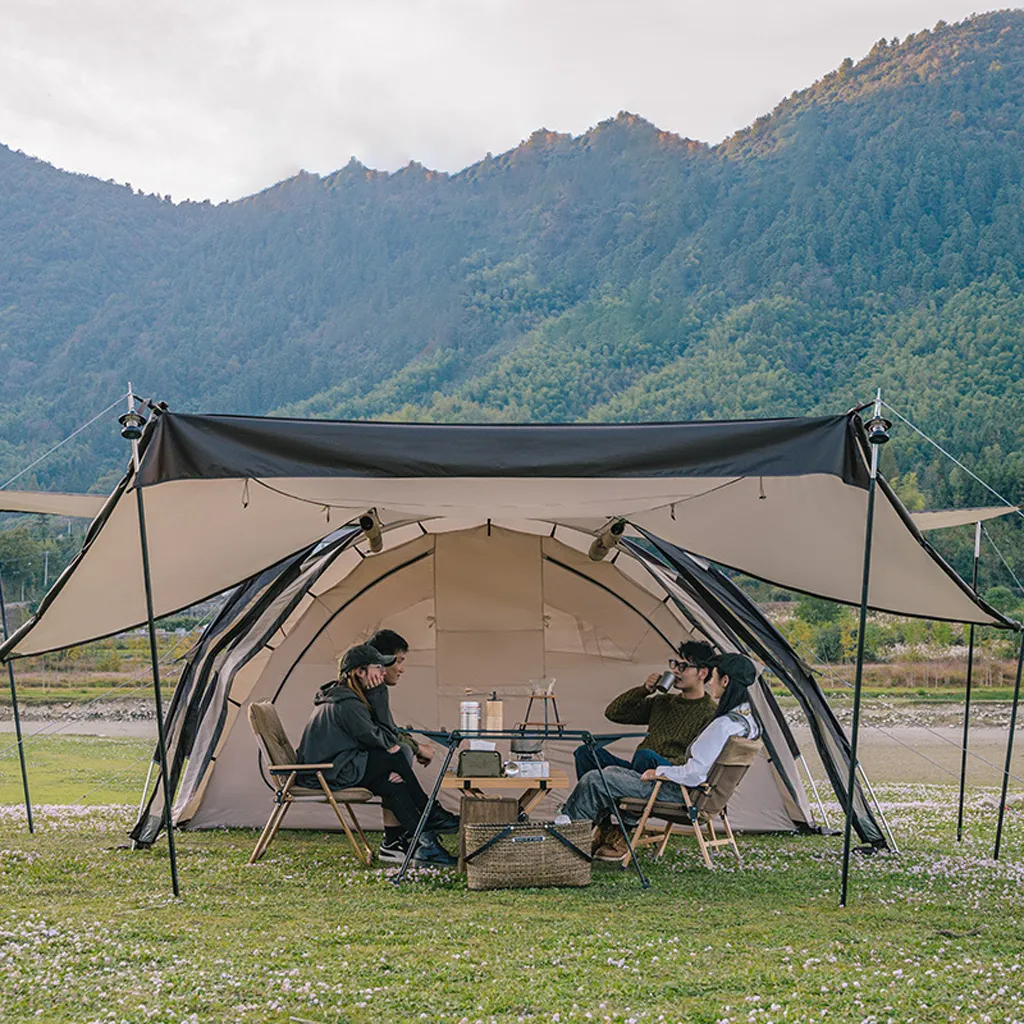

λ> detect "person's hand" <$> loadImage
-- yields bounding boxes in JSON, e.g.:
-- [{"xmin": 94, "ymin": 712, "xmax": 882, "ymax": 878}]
[
  {"xmin": 415, "ymin": 741, "xmax": 434, "ymax": 766},
  {"xmin": 640, "ymin": 768, "xmax": 660, "ymax": 782},
  {"xmin": 643, "ymin": 673, "xmax": 660, "ymax": 692},
  {"xmin": 363, "ymin": 664, "xmax": 386, "ymax": 688},
  {"xmin": 386, "ymin": 744, "xmax": 401, "ymax": 754}
]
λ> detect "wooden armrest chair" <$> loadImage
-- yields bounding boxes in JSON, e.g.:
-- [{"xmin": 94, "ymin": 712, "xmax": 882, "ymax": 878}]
[
  {"xmin": 247, "ymin": 701, "xmax": 374, "ymax": 866},
  {"xmin": 618, "ymin": 736, "xmax": 762, "ymax": 869}
]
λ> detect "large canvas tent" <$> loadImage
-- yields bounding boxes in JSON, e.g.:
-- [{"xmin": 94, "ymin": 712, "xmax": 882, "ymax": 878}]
[
  {"xmin": 127, "ymin": 517, "xmax": 880, "ymax": 845},
  {"xmin": 0, "ymin": 408, "xmax": 1014, "ymax": 855}
]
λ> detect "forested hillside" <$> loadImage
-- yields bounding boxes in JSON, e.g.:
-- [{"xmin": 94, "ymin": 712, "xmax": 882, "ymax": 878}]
[{"xmin": 2, "ymin": 10, "xmax": 1024, "ymax": 586}]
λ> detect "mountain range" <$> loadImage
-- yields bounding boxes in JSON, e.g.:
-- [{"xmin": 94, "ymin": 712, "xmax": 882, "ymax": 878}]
[{"xmin": 1, "ymin": 8, "xmax": 1023, "ymax": 557}]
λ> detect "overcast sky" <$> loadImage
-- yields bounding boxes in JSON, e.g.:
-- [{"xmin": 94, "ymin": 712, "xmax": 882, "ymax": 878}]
[{"xmin": 0, "ymin": 0, "xmax": 999, "ymax": 202}]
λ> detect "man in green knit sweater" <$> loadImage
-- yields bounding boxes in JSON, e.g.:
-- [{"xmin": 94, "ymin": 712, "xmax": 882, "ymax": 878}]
[
  {"xmin": 570, "ymin": 639, "xmax": 719, "ymax": 858},
  {"xmin": 572, "ymin": 640, "xmax": 718, "ymax": 781}
]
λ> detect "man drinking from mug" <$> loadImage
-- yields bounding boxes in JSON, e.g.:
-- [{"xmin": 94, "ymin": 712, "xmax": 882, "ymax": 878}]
[{"xmin": 572, "ymin": 639, "xmax": 718, "ymax": 781}]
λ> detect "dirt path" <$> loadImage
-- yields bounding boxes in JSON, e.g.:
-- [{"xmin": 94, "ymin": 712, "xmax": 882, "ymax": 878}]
[
  {"xmin": 792, "ymin": 725, "xmax": 1022, "ymax": 788},
  {"xmin": 2, "ymin": 699, "xmax": 1021, "ymax": 787}
]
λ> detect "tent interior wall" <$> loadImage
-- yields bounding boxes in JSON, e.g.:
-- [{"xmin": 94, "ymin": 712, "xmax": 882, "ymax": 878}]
[{"xmin": 132, "ymin": 518, "xmax": 883, "ymax": 847}]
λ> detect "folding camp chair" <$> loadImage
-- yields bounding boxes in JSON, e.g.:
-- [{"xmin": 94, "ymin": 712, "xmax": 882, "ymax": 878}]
[
  {"xmin": 247, "ymin": 701, "xmax": 374, "ymax": 866},
  {"xmin": 618, "ymin": 736, "xmax": 762, "ymax": 869}
]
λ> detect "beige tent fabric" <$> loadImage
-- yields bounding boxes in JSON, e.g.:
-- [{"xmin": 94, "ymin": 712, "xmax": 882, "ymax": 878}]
[
  {"xmin": 183, "ymin": 523, "xmax": 811, "ymax": 835},
  {"xmin": 625, "ymin": 474, "xmax": 996, "ymax": 623},
  {"xmin": 911, "ymin": 506, "xmax": 1019, "ymax": 531},
  {"xmin": 0, "ymin": 490, "xmax": 105, "ymax": 518},
  {"xmin": 2, "ymin": 451, "xmax": 1009, "ymax": 659}
]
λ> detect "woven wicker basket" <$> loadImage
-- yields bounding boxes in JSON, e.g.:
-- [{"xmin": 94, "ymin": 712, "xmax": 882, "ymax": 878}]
[{"xmin": 463, "ymin": 821, "xmax": 592, "ymax": 891}]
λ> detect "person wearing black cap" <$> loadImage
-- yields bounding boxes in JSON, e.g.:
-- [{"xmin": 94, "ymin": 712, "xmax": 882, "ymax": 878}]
[
  {"xmin": 296, "ymin": 643, "xmax": 457, "ymax": 867},
  {"xmin": 560, "ymin": 653, "xmax": 761, "ymax": 862},
  {"xmin": 640, "ymin": 652, "xmax": 761, "ymax": 790}
]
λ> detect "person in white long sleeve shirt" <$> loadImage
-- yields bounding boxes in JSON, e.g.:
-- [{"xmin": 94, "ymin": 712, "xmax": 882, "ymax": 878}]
[
  {"xmin": 641, "ymin": 653, "xmax": 761, "ymax": 789},
  {"xmin": 561, "ymin": 652, "xmax": 761, "ymax": 861}
]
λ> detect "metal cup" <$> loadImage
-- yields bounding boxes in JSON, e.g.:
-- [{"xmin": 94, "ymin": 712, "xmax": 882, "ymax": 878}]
[{"xmin": 654, "ymin": 670, "xmax": 676, "ymax": 694}]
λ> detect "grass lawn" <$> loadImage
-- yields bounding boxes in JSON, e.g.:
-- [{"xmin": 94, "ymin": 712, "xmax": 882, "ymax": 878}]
[
  {"xmin": 1, "ymin": 737, "xmax": 1023, "ymax": 1024},
  {"xmin": 0, "ymin": 735, "xmax": 155, "ymax": 805}
]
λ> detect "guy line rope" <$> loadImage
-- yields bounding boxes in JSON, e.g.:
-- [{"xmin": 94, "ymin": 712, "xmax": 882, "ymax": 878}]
[{"xmin": 786, "ymin": 633, "xmax": 1024, "ymax": 787}]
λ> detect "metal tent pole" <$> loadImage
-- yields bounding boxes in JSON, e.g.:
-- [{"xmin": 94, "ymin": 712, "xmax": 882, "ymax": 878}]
[
  {"xmin": 122, "ymin": 387, "xmax": 180, "ymax": 896},
  {"xmin": 131, "ymin": 758, "xmax": 157, "ymax": 851},
  {"xmin": 582, "ymin": 730, "xmax": 649, "ymax": 888},
  {"xmin": 956, "ymin": 520, "xmax": 982, "ymax": 842},
  {"xmin": 840, "ymin": 393, "xmax": 889, "ymax": 908},
  {"xmin": 135, "ymin": 482, "xmax": 180, "ymax": 896},
  {"xmin": 392, "ymin": 732, "xmax": 461, "ymax": 885},
  {"xmin": 856, "ymin": 763, "xmax": 899, "ymax": 855},
  {"xmin": 993, "ymin": 632, "xmax": 1024, "ymax": 861},
  {"xmin": 798, "ymin": 753, "xmax": 831, "ymax": 831},
  {"xmin": 0, "ymin": 568, "xmax": 33, "ymax": 833}
]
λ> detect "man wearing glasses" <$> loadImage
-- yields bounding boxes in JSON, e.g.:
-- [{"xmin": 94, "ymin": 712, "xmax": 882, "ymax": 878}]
[{"xmin": 572, "ymin": 640, "xmax": 718, "ymax": 781}]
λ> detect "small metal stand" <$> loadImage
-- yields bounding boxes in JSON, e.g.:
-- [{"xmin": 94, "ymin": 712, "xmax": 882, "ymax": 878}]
[
  {"xmin": 391, "ymin": 727, "xmax": 649, "ymax": 887},
  {"xmin": 520, "ymin": 693, "xmax": 565, "ymax": 734}
]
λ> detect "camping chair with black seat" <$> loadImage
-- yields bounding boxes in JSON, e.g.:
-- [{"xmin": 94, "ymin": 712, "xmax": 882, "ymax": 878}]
[
  {"xmin": 247, "ymin": 701, "xmax": 375, "ymax": 867},
  {"xmin": 618, "ymin": 736, "xmax": 762, "ymax": 869}
]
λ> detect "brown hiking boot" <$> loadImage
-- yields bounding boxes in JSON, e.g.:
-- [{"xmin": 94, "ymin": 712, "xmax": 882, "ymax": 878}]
[
  {"xmin": 593, "ymin": 829, "xmax": 629, "ymax": 863},
  {"xmin": 590, "ymin": 822, "xmax": 613, "ymax": 855}
]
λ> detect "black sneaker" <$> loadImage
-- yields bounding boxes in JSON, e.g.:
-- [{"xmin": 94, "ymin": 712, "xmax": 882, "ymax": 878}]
[
  {"xmin": 377, "ymin": 837, "xmax": 407, "ymax": 864},
  {"xmin": 424, "ymin": 807, "xmax": 461, "ymax": 834},
  {"xmin": 377, "ymin": 835, "xmax": 457, "ymax": 868},
  {"xmin": 412, "ymin": 838, "xmax": 457, "ymax": 868}
]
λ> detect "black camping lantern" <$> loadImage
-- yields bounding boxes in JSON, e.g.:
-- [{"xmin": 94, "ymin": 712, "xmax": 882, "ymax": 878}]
[
  {"xmin": 865, "ymin": 414, "xmax": 892, "ymax": 445},
  {"xmin": 119, "ymin": 409, "xmax": 145, "ymax": 441}
]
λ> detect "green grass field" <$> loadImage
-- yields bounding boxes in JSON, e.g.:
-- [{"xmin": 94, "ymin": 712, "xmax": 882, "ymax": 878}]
[
  {"xmin": 1, "ymin": 736, "xmax": 1023, "ymax": 1024},
  {"xmin": 0, "ymin": 735, "xmax": 154, "ymax": 805}
]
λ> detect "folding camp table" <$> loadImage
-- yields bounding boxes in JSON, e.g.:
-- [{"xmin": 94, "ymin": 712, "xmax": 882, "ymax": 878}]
[
  {"xmin": 391, "ymin": 728, "xmax": 651, "ymax": 888},
  {"xmin": 440, "ymin": 770, "xmax": 571, "ymax": 816}
]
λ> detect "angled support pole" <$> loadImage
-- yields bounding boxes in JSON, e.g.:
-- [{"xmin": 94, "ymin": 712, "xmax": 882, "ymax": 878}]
[
  {"xmin": 135, "ymin": 484, "xmax": 180, "ymax": 897},
  {"xmin": 392, "ymin": 730, "xmax": 461, "ymax": 885},
  {"xmin": 798, "ymin": 753, "xmax": 830, "ymax": 831},
  {"xmin": 0, "ymin": 568, "xmax": 33, "ymax": 833},
  {"xmin": 840, "ymin": 391, "xmax": 888, "ymax": 908},
  {"xmin": 123, "ymin": 385, "xmax": 179, "ymax": 896},
  {"xmin": 956, "ymin": 520, "xmax": 982, "ymax": 842},
  {"xmin": 582, "ymin": 730, "xmax": 649, "ymax": 888},
  {"xmin": 993, "ymin": 631, "xmax": 1024, "ymax": 861}
]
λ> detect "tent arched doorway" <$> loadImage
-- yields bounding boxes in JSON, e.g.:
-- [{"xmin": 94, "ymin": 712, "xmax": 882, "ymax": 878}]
[{"xmin": 179, "ymin": 522, "xmax": 811, "ymax": 835}]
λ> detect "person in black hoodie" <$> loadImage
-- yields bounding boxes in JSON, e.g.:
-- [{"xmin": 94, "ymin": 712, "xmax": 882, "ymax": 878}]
[{"xmin": 296, "ymin": 643, "xmax": 457, "ymax": 866}]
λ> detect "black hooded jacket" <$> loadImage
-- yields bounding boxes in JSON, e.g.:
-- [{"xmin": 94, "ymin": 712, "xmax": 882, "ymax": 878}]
[{"xmin": 296, "ymin": 681, "xmax": 400, "ymax": 788}]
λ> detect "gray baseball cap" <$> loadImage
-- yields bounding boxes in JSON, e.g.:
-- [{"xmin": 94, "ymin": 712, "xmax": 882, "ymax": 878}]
[{"xmin": 339, "ymin": 644, "xmax": 396, "ymax": 673}]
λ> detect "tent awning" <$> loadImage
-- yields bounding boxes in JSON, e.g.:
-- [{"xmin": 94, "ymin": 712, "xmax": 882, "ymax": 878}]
[
  {"xmin": 0, "ymin": 490, "xmax": 106, "ymax": 518},
  {"xmin": 911, "ymin": 506, "xmax": 1019, "ymax": 531},
  {"xmin": 0, "ymin": 410, "xmax": 1013, "ymax": 659}
]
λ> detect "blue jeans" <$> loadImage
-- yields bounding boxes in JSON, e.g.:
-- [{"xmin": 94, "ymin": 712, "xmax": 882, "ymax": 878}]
[
  {"xmin": 572, "ymin": 743, "xmax": 671, "ymax": 781},
  {"xmin": 564, "ymin": 765, "xmax": 688, "ymax": 825}
]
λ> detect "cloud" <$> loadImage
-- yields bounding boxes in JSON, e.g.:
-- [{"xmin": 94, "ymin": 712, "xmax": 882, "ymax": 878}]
[{"xmin": 0, "ymin": 0, "xmax": 987, "ymax": 200}]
